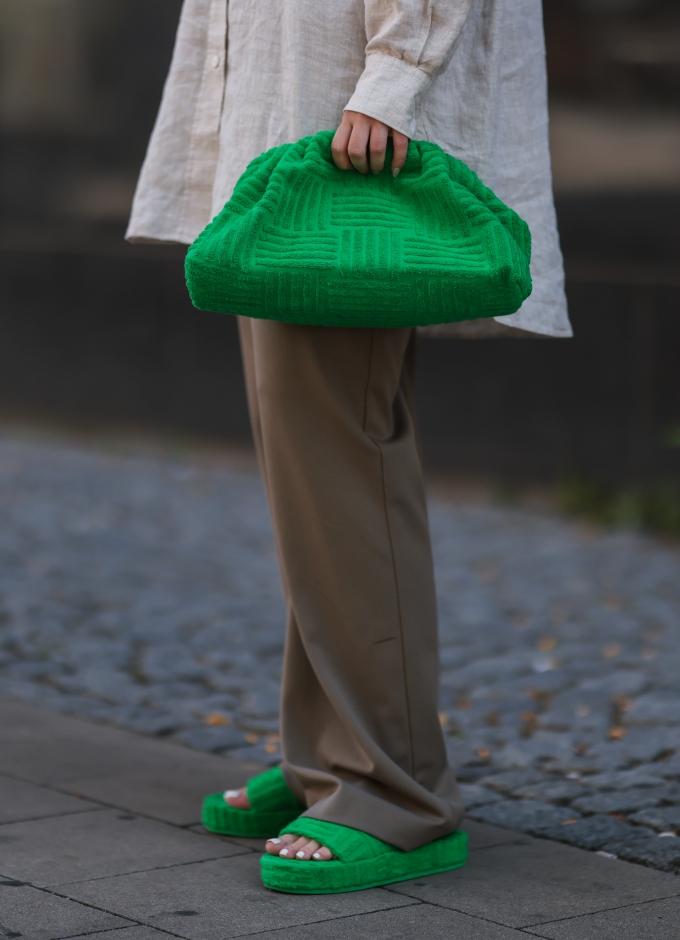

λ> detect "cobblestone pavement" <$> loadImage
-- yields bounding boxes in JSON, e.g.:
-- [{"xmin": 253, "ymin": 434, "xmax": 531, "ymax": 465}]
[{"xmin": 2, "ymin": 428, "xmax": 679, "ymax": 875}]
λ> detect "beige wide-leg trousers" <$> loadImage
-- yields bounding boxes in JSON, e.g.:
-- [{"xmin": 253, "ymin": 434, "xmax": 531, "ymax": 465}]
[{"xmin": 236, "ymin": 314, "xmax": 465, "ymax": 852}]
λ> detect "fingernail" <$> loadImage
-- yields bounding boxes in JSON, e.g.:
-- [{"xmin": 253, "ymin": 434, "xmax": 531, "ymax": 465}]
[
  {"xmin": 296, "ymin": 850, "xmax": 306, "ymax": 858},
  {"xmin": 312, "ymin": 851, "xmax": 321, "ymax": 859},
  {"xmin": 267, "ymin": 837, "xmax": 281, "ymax": 844},
  {"xmin": 392, "ymin": 167, "xmax": 401, "ymax": 178}
]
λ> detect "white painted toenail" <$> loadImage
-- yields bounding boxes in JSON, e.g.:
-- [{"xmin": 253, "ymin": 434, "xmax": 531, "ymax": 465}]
[
  {"xmin": 312, "ymin": 852, "xmax": 321, "ymax": 859},
  {"xmin": 223, "ymin": 789, "xmax": 240, "ymax": 798},
  {"xmin": 280, "ymin": 848, "xmax": 290, "ymax": 856},
  {"xmin": 267, "ymin": 837, "xmax": 281, "ymax": 844},
  {"xmin": 296, "ymin": 850, "xmax": 306, "ymax": 858}
]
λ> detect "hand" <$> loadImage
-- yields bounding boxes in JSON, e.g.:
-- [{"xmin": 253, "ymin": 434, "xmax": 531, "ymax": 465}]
[{"xmin": 331, "ymin": 111, "xmax": 409, "ymax": 177}]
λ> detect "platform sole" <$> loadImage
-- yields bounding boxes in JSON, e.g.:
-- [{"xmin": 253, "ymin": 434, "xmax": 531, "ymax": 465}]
[
  {"xmin": 201, "ymin": 797, "xmax": 302, "ymax": 839},
  {"xmin": 260, "ymin": 828, "xmax": 468, "ymax": 894}
]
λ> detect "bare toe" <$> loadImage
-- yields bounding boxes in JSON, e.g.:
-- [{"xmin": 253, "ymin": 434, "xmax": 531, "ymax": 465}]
[
  {"xmin": 278, "ymin": 835, "xmax": 308, "ymax": 858},
  {"xmin": 293, "ymin": 839, "xmax": 319, "ymax": 860},
  {"xmin": 311, "ymin": 844, "xmax": 334, "ymax": 860},
  {"xmin": 265, "ymin": 833, "xmax": 296, "ymax": 854},
  {"xmin": 223, "ymin": 787, "xmax": 250, "ymax": 809},
  {"xmin": 264, "ymin": 832, "xmax": 334, "ymax": 860}
]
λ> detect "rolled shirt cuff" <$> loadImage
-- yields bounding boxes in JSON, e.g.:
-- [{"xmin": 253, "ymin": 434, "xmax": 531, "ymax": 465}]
[{"xmin": 342, "ymin": 51, "xmax": 433, "ymax": 139}]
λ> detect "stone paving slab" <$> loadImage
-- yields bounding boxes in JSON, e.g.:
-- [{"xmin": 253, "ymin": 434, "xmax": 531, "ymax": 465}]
[
  {"xmin": 0, "ymin": 698, "xmax": 263, "ymax": 826},
  {"xmin": 247, "ymin": 903, "xmax": 533, "ymax": 939},
  {"xmin": 57, "ymin": 854, "xmax": 416, "ymax": 940},
  {"xmin": 0, "ymin": 697, "xmax": 228, "ymax": 786},
  {"xmin": 387, "ymin": 838, "xmax": 680, "ymax": 929},
  {"xmin": 0, "ymin": 773, "xmax": 100, "ymax": 824},
  {"xmin": 463, "ymin": 819, "xmax": 534, "ymax": 851},
  {"xmin": 60, "ymin": 761, "xmax": 264, "ymax": 828},
  {"xmin": 529, "ymin": 896, "xmax": 680, "ymax": 939},
  {"xmin": 0, "ymin": 879, "xmax": 131, "ymax": 940},
  {"xmin": 0, "ymin": 806, "xmax": 247, "ymax": 887},
  {"xmin": 59, "ymin": 930, "xmax": 181, "ymax": 940},
  {"xmin": 59, "ymin": 930, "xmax": 178, "ymax": 940}
]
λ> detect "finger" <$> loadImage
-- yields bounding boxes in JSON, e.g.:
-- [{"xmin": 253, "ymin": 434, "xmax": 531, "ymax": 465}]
[
  {"xmin": 391, "ymin": 131, "xmax": 410, "ymax": 178},
  {"xmin": 368, "ymin": 122, "xmax": 389, "ymax": 175},
  {"xmin": 331, "ymin": 121, "xmax": 353, "ymax": 171},
  {"xmin": 347, "ymin": 121, "xmax": 370, "ymax": 175}
]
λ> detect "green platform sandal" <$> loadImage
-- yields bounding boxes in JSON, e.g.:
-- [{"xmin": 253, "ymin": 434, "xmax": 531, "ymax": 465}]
[
  {"xmin": 260, "ymin": 816, "xmax": 468, "ymax": 894},
  {"xmin": 201, "ymin": 765, "xmax": 305, "ymax": 838}
]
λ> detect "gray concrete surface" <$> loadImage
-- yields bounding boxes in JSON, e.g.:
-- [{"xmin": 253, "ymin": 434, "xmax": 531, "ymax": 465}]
[{"xmin": 1, "ymin": 697, "xmax": 679, "ymax": 939}]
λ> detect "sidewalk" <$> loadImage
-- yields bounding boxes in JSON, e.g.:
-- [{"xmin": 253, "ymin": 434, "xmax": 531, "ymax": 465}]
[
  {"xmin": 1, "ymin": 427, "xmax": 680, "ymax": 879},
  {"xmin": 2, "ymin": 696, "xmax": 680, "ymax": 940}
]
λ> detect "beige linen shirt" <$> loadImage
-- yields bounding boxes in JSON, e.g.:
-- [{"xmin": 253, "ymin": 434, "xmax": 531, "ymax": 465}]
[{"xmin": 125, "ymin": 0, "xmax": 573, "ymax": 340}]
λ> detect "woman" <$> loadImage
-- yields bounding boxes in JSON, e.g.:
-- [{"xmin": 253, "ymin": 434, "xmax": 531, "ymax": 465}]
[{"xmin": 125, "ymin": 0, "xmax": 573, "ymax": 893}]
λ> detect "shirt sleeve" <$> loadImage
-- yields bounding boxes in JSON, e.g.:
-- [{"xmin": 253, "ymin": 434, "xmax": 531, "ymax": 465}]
[{"xmin": 343, "ymin": 1, "xmax": 473, "ymax": 139}]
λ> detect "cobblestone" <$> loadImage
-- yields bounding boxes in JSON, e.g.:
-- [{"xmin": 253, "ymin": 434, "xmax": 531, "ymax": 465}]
[
  {"xmin": 537, "ymin": 814, "xmax": 640, "ymax": 851},
  {"xmin": 625, "ymin": 692, "xmax": 680, "ymax": 724},
  {"xmin": 1, "ymin": 430, "xmax": 680, "ymax": 873},
  {"xmin": 476, "ymin": 770, "xmax": 552, "ymax": 794},
  {"xmin": 583, "ymin": 767, "xmax": 667, "ymax": 789},
  {"xmin": 172, "ymin": 724, "xmax": 252, "ymax": 753},
  {"xmin": 570, "ymin": 787, "xmax": 674, "ymax": 815},
  {"xmin": 628, "ymin": 806, "xmax": 680, "ymax": 833},
  {"xmin": 470, "ymin": 799, "xmax": 577, "ymax": 834},
  {"xmin": 457, "ymin": 783, "xmax": 503, "ymax": 808},
  {"xmin": 603, "ymin": 830, "xmax": 680, "ymax": 873},
  {"xmin": 513, "ymin": 779, "xmax": 588, "ymax": 803}
]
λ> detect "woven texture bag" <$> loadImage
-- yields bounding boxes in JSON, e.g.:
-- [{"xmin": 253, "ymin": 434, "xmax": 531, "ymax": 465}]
[{"xmin": 185, "ymin": 128, "xmax": 532, "ymax": 328}]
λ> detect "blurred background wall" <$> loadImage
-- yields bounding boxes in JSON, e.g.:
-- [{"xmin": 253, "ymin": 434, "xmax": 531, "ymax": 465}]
[{"xmin": 1, "ymin": 0, "xmax": 679, "ymax": 491}]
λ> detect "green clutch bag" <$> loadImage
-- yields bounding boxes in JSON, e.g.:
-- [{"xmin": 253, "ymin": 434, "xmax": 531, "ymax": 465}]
[{"xmin": 184, "ymin": 128, "xmax": 532, "ymax": 328}]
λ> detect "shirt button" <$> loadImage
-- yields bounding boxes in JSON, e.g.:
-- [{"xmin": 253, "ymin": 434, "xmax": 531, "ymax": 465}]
[{"xmin": 211, "ymin": 53, "xmax": 222, "ymax": 69}]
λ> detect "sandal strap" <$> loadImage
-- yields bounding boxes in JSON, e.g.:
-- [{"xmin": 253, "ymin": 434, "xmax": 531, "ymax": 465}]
[
  {"xmin": 277, "ymin": 816, "xmax": 393, "ymax": 861},
  {"xmin": 245, "ymin": 766, "xmax": 303, "ymax": 811}
]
